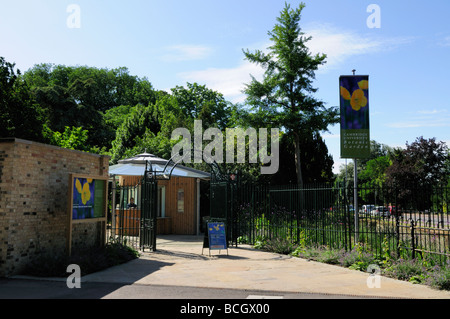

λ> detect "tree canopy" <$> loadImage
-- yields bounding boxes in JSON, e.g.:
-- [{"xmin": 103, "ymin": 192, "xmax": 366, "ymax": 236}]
[
  {"xmin": 243, "ymin": 2, "xmax": 339, "ymax": 187},
  {"xmin": 386, "ymin": 136, "xmax": 449, "ymax": 187}
]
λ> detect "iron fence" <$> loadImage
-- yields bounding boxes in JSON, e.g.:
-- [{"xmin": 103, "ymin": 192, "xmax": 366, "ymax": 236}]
[
  {"xmin": 107, "ymin": 183, "xmax": 142, "ymax": 250},
  {"xmin": 107, "ymin": 174, "xmax": 158, "ymax": 252},
  {"xmin": 233, "ymin": 182, "xmax": 450, "ymax": 264}
]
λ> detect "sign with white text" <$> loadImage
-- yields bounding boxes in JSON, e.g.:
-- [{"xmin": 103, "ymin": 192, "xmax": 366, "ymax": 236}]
[{"xmin": 340, "ymin": 75, "xmax": 371, "ymax": 158}]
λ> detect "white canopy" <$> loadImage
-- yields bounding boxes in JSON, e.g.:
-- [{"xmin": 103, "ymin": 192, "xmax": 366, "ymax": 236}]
[{"xmin": 109, "ymin": 152, "xmax": 210, "ymax": 180}]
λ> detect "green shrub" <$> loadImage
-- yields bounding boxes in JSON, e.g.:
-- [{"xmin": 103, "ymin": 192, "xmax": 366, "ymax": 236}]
[
  {"xmin": 427, "ymin": 266, "xmax": 450, "ymax": 290},
  {"xmin": 338, "ymin": 246, "xmax": 376, "ymax": 269},
  {"xmin": 384, "ymin": 259, "xmax": 427, "ymax": 282},
  {"xmin": 264, "ymin": 238, "xmax": 296, "ymax": 255},
  {"xmin": 291, "ymin": 245, "xmax": 321, "ymax": 259},
  {"xmin": 254, "ymin": 236, "xmax": 268, "ymax": 250},
  {"xmin": 22, "ymin": 243, "xmax": 139, "ymax": 277},
  {"xmin": 316, "ymin": 248, "xmax": 345, "ymax": 265},
  {"xmin": 237, "ymin": 236, "xmax": 249, "ymax": 244}
]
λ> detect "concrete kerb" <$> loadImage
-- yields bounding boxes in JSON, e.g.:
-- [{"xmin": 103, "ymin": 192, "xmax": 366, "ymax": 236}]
[{"xmin": 79, "ymin": 235, "xmax": 450, "ymax": 299}]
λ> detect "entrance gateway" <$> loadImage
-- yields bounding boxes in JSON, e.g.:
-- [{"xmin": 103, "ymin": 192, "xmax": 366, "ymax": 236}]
[
  {"xmin": 108, "ymin": 152, "xmax": 210, "ymax": 251},
  {"xmin": 110, "ymin": 161, "xmax": 158, "ymax": 251},
  {"xmin": 208, "ymin": 163, "xmax": 240, "ymax": 248}
]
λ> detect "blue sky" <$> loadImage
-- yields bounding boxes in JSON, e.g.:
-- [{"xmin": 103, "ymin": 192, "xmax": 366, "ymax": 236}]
[{"xmin": 1, "ymin": 0, "xmax": 450, "ymax": 173}]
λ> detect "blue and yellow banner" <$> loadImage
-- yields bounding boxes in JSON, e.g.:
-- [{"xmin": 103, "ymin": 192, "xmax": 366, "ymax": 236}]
[
  {"xmin": 72, "ymin": 177, "xmax": 106, "ymax": 219},
  {"xmin": 73, "ymin": 177, "xmax": 95, "ymax": 219},
  {"xmin": 340, "ymin": 75, "xmax": 370, "ymax": 158}
]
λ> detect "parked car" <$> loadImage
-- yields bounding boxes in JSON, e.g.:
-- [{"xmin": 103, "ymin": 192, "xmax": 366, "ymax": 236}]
[
  {"xmin": 362, "ymin": 205, "xmax": 375, "ymax": 216},
  {"xmin": 372, "ymin": 206, "xmax": 389, "ymax": 217}
]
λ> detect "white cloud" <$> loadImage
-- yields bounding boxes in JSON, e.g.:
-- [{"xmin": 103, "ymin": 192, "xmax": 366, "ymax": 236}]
[
  {"xmin": 178, "ymin": 61, "xmax": 265, "ymax": 103},
  {"xmin": 303, "ymin": 24, "xmax": 414, "ymax": 72},
  {"xmin": 387, "ymin": 109, "xmax": 450, "ymax": 128},
  {"xmin": 160, "ymin": 44, "xmax": 213, "ymax": 62},
  {"xmin": 438, "ymin": 36, "xmax": 450, "ymax": 47},
  {"xmin": 177, "ymin": 24, "xmax": 413, "ymax": 102},
  {"xmin": 417, "ymin": 109, "xmax": 448, "ymax": 115}
]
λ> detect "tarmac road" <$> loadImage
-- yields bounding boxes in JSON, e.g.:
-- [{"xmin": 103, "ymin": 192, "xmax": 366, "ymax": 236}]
[{"xmin": 0, "ymin": 278, "xmax": 377, "ymax": 299}]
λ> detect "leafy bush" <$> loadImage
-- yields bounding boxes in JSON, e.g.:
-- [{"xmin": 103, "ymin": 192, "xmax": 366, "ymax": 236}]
[
  {"xmin": 237, "ymin": 236, "xmax": 249, "ymax": 244},
  {"xmin": 316, "ymin": 248, "xmax": 345, "ymax": 265},
  {"xmin": 253, "ymin": 236, "xmax": 268, "ymax": 250},
  {"xmin": 338, "ymin": 244, "xmax": 377, "ymax": 270},
  {"xmin": 264, "ymin": 238, "xmax": 296, "ymax": 255},
  {"xmin": 427, "ymin": 266, "xmax": 450, "ymax": 290},
  {"xmin": 22, "ymin": 243, "xmax": 139, "ymax": 277},
  {"xmin": 383, "ymin": 259, "xmax": 427, "ymax": 282}
]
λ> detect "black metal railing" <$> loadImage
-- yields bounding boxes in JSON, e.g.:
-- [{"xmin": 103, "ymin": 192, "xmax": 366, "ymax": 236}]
[
  {"xmin": 108, "ymin": 167, "xmax": 158, "ymax": 251},
  {"xmin": 233, "ymin": 182, "xmax": 450, "ymax": 264}
]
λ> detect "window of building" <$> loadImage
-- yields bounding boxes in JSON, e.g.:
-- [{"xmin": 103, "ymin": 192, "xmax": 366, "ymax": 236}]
[
  {"xmin": 177, "ymin": 188, "xmax": 184, "ymax": 213},
  {"xmin": 158, "ymin": 186, "xmax": 166, "ymax": 217}
]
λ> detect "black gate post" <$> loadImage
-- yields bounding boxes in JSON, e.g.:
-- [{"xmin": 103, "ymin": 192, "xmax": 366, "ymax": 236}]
[
  {"xmin": 209, "ymin": 163, "xmax": 241, "ymax": 248},
  {"xmin": 140, "ymin": 161, "xmax": 158, "ymax": 251}
]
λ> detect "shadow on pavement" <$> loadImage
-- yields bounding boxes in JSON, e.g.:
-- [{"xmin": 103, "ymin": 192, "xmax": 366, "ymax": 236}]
[{"xmin": 2, "ymin": 258, "xmax": 174, "ymax": 299}]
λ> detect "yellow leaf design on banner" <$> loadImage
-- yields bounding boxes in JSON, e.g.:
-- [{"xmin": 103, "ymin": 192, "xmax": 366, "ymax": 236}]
[
  {"xmin": 81, "ymin": 181, "xmax": 91, "ymax": 205},
  {"xmin": 75, "ymin": 178, "xmax": 82, "ymax": 193},
  {"xmin": 340, "ymin": 86, "xmax": 351, "ymax": 100},
  {"xmin": 358, "ymin": 80, "xmax": 369, "ymax": 90},
  {"xmin": 350, "ymin": 89, "xmax": 367, "ymax": 111}
]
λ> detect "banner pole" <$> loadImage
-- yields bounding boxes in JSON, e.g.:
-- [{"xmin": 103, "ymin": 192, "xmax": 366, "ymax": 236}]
[
  {"xmin": 354, "ymin": 158, "xmax": 359, "ymax": 243},
  {"xmin": 352, "ymin": 69, "xmax": 359, "ymax": 244}
]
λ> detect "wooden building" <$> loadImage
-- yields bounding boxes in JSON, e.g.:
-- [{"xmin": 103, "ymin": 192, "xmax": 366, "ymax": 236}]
[{"xmin": 109, "ymin": 152, "xmax": 210, "ymax": 235}]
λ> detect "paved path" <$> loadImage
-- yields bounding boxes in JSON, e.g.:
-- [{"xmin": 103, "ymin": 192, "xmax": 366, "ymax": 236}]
[
  {"xmin": 11, "ymin": 235, "xmax": 450, "ymax": 299},
  {"xmin": 84, "ymin": 235, "xmax": 450, "ymax": 299}
]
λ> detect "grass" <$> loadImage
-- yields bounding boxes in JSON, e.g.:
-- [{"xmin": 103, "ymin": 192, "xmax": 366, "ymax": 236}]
[{"xmin": 21, "ymin": 242, "xmax": 140, "ymax": 277}]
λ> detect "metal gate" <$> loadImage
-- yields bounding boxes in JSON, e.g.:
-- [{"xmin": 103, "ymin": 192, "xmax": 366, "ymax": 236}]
[
  {"xmin": 109, "ymin": 162, "xmax": 158, "ymax": 251},
  {"xmin": 209, "ymin": 166, "xmax": 239, "ymax": 247},
  {"xmin": 140, "ymin": 164, "xmax": 158, "ymax": 251}
]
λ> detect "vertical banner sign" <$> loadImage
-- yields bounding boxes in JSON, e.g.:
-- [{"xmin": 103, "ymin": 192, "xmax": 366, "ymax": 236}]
[{"xmin": 340, "ymin": 75, "xmax": 371, "ymax": 158}]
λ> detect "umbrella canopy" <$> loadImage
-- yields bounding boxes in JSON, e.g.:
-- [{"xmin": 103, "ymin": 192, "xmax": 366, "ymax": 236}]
[{"xmin": 109, "ymin": 152, "xmax": 210, "ymax": 180}]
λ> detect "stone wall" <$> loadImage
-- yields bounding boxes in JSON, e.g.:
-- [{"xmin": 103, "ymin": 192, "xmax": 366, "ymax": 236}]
[{"xmin": 0, "ymin": 138, "xmax": 109, "ymax": 276}]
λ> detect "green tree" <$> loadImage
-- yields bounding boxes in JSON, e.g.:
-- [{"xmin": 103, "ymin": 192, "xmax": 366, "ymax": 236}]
[
  {"xmin": 109, "ymin": 94, "xmax": 186, "ymax": 163},
  {"xmin": 262, "ymin": 131, "xmax": 334, "ymax": 185},
  {"xmin": 360, "ymin": 156, "xmax": 391, "ymax": 187},
  {"xmin": 336, "ymin": 140, "xmax": 393, "ymax": 187},
  {"xmin": 0, "ymin": 57, "xmax": 43, "ymax": 141},
  {"xmin": 386, "ymin": 137, "xmax": 449, "ymax": 187},
  {"xmin": 23, "ymin": 64, "xmax": 159, "ymax": 150},
  {"xmin": 385, "ymin": 137, "xmax": 449, "ymax": 210},
  {"xmin": 43, "ymin": 126, "xmax": 90, "ymax": 151},
  {"xmin": 109, "ymin": 104, "xmax": 159, "ymax": 163},
  {"xmin": 171, "ymin": 82, "xmax": 232, "ymax": 130},
  {"xmin": 243, "ymin": 3, "xmax": 338, "ymax": 187}
]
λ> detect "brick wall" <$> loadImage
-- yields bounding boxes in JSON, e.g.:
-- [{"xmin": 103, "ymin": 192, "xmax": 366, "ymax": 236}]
[{"xmin": 0, "ymin": 138, "xmax": 109, "ymax": 276}]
